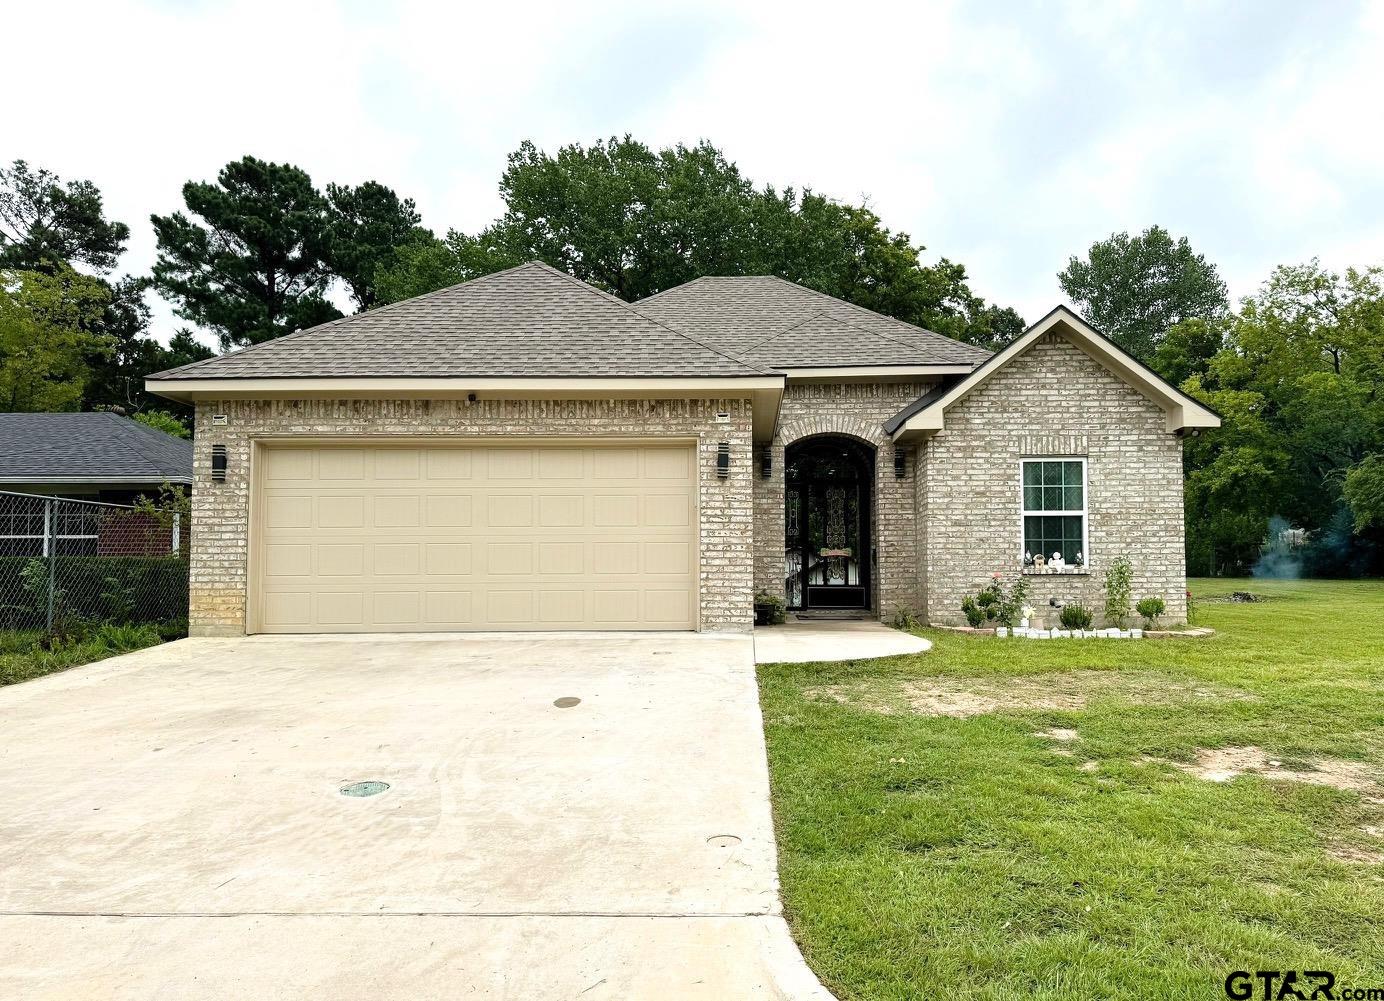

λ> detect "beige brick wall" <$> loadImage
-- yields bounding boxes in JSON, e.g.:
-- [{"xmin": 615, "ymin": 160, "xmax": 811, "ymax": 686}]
[
  {"xmin": 917, "ymin": 332, "xmax": 1188, "ymax": 626},
  {"xmin": 189, "ymin": 398, "xmax": 755, "ymax": 636},
  {"xmin": 752, "ymin": 381, "xmax": 932, "ymax": 621}
]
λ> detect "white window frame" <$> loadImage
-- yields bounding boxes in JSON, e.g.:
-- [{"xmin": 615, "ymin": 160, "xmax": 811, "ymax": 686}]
[{"xmin": 1019, "ymin": 457, "xmax": 1089, "ymax": 568}]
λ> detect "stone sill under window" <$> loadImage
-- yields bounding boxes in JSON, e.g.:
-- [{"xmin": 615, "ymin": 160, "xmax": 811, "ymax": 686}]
[{"xmin": 1021, "ymin": 568, "xmax": 1092, "ymax": 576}]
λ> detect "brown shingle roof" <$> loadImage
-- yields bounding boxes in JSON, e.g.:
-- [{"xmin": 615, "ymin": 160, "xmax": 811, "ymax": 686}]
[
  {"xmin": 634, "ymin": 275, "xmax": 991, "ymax": 368},
  {"xmin": 150, "ymin": 262, "xmax": 772, "ymax": 381}
]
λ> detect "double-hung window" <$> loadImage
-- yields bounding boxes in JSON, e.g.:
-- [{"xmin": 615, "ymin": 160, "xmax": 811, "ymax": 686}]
[{"xmin": 1021, "ymin": 459, "xmax": 1087, "ymax": 566}]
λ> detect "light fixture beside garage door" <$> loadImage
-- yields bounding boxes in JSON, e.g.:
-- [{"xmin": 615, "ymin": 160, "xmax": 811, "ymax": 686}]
[{"xmin": 717, "ymin": 441, "xmax": 730, "ymax": 477}]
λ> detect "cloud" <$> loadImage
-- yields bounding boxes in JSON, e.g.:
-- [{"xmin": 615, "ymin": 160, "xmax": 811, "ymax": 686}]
[{"xmin": 2, "ymin": 0, "xmax": 1379, "ymax": 343}]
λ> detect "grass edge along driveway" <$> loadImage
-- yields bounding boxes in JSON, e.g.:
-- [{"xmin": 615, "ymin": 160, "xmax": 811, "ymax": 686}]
[{"xmin": 758, "ymin": 579, "xmax": 1384, "ymax": 1000}]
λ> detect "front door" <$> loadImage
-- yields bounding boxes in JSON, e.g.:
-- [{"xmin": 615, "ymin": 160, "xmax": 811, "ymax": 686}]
[{"xmin": 784, "ymin": 437, "xmax": 872, "ymax": 610}]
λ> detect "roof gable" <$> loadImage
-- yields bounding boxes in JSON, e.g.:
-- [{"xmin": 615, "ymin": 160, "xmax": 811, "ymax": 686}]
[
  {"xmin": 886, "ymin": 306, "xmax": 1222, "ymax": 440},
  {"xmin": 150, "ymin": 262, "xmax": 771, "ymax": 381},
  {"xmin": 635, "ymin": 275, "xmax": 991, "ymax": 370},
  {"xmin": 0, "ymin": 413, "xmax": 193, "ymax": 483}
]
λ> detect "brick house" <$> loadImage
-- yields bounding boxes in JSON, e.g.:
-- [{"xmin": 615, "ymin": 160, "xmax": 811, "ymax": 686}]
[{"xmin": 146, "ymin": 262, "xmax": 1219, "ymax": 636}]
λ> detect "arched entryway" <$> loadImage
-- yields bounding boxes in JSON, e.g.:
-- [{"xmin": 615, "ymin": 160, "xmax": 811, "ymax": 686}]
[{"xmin": 784, "ymin": 435, "xmax": 875, "ymax": 611}]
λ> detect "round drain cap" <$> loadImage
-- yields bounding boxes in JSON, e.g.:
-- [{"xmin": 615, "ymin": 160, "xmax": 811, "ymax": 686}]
[
  {"xmin": 340, "ymin": 781, "xmax": 390, "ymax": 797},
  {"xmin": 554, "ymin": 696, "xmax": 581, "ymax": 708},
  {"xmin": 707, "ymin": 834, "xmax": 741, "ymax": 848}
]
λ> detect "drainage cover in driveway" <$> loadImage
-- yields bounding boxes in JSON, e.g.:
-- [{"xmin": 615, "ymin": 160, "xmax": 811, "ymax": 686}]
[
  {"xmin": 553, "ymin": 697, "xmax": 581, "ymax": 708},
  {"xmin": 340, "ymin": 781, "xmax": 390, "ymax": 797}
]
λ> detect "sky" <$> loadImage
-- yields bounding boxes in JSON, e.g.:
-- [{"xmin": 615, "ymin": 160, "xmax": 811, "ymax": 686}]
[{"xmin": 5, "ymin": 0, "xmax": 1382, "ymax": 346}]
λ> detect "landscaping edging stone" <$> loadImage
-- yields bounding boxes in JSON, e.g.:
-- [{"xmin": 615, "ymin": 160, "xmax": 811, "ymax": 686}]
[{"xmin": 927, "ymin": 624, "xmax": 1216, "ymax": 639}]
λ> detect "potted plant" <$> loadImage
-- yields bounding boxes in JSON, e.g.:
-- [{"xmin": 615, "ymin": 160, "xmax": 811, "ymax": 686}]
[{"xmin": 754, "ymin": 591, "xmax": 786, "ymax": 626}]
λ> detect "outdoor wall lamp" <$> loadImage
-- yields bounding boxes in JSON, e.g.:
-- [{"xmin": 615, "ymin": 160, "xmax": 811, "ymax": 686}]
[
  {"xmin": 211, "ymin": 444, "xmax": 228, "ymax": 482},
  {"xmin": 716, "ymin": 441, "xmax": 731, "ymax": 478},
  {"xmin": 761, "ymin": 446, "xmax": 773, "ymax": 479},
  {"xmin": 894, "ymin": 448, "xmax": 907, "ymax": 478}
]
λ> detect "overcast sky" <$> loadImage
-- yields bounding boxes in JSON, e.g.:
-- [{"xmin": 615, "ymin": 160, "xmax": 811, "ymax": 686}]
[{"xmin": 5, "ymin": 0, "xmax": 1381, "ymax": 346}]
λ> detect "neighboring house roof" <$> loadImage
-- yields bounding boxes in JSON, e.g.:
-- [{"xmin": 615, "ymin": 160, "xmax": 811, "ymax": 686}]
[
  {"xmin": 148, "ymin": 262, "xmax": 772, "ymax": 381},
  {"xmin": 0, "ymin": 412, "xmax": 193, "ymax": 485},
  {"xmin": 634, "ymin": 275, "xmax": 991, "ymax": 370},
  {"xmin": 886, "ymin": 306, "xmax": 1223, "ymax": 440}
]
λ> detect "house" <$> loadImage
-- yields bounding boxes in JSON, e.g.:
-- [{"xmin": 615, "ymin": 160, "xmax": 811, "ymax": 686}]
[
  {"xmin": 0, "ymin": 412, "xmax": 192, "ymax": 558},
  {"xmin": 145, "ymin": 261, "xmax": 1219, "ymax": 636}
]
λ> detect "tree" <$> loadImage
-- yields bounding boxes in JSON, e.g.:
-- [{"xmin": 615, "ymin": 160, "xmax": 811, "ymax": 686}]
[
  {"xmin": 1058, "ymin": 225, "xmax": 1229, "ymax": 360},
  {"xmin": 1344, "ymin": 455, "xmax": 1384, "ymax": 532},
  {"xmin": 325, "ymin": 181, "xmax": 423, "ymax": 311},
  {"xmin": 1179, "ymin": 260, "xmax": 1384, "ymax": 575},
  {"xmin": 0, "ymin": 160, "xmax": 130, "ymax": 273},
  {"xmin": 131, "ymin": 409, "xmax": 190, "ymax": 438},
  {"xmin": 151, "ymin": 156, "xmax": 341, "ymax": 349},
  {"xmin": 0, "ymin": 266, "xmax": 110, "ymax": 411},
  {"xmin": 375, "ymin": 136, "xmax": 1024, "ymax": 342}
]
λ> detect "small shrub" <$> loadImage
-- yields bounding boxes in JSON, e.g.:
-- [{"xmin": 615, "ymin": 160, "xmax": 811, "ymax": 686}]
[
  {"xmin": 1103, "ymin": 556, "xmax": 1133, "ymax": 628},
  {"xmin": 1186, "ymin": 589, "xmax": 1197, "ymax": 624},
  {"xmin": 999, "ymin": 576, "xmax": 1030, "ymax": 627},
  {"xmin": 92, "ymin": 622, "xmax": 160, "ymax": 653},
  {"xmin": 1059, "ymin": 604, "xmax": 1093, "ymax": 630},
  {"xmin": 753, "ymin": 590, "xmax": 786, "ymax": 626},
  {"xmin": 962, "ymin": 575, "xmax": 1030, "ymax": 628},
  {"xmin": 890, "ymin": 607, "xmax": 922, "ymax": 631},
  {"xmin": 1136, "ymin": 596, "xmax": 1166, "ymax": 628}
]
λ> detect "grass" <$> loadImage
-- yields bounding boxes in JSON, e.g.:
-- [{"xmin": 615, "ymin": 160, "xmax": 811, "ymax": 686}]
[
  {"xmin": 0, "ymin": 622, "xmax": 169, "ymax": 686},
  {"xmin": 758, "ymin": 579, "xmax": 1384, "ymax": 999}
]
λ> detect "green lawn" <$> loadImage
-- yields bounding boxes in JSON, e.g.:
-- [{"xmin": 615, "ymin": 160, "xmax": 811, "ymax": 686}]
[
  {"xmin": 759, "ymin": 579, "xmax": 1384, "ymax": 1000},
  {"xmin": 0, "ymin": 623, "xmax": 168, "ymax": 687}
]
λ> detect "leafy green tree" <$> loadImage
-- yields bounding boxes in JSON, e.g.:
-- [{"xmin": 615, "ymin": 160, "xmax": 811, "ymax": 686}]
[
  {"xmin": 375, "ymin": 136, "xmax": 1023, "ymax": 342},
  {"xmin": 1059, "ymin": 225, "xmax": 1229, "ymax": 360},
  {"xmin": 151, "ymin": 156, "xmax": 341, "ymax": 349},
  {"xmin": 374, "ymin": 231, "xmax": 466, "ymax": 305},
  {"xmin": 1343, "ymin": 455, "xmax": 1384, "ymax": 532},
  {"xmin": 130, "ymin": 409, "xmax": 190, "ymax": 438},
  {"xmin": 325, "ymin": 181, "xmax": 422, "ymax": 311},
  {"xmin": 1150, "ymin": 317, "xmax": 1227, "ymax": 386},
  {"xmin": 1180, "ymin": 260, "xmax": 1384, "ymax": 574},
  {"xmin": 80, "ymin": 276, "xmax": 215, "ymax": 416},
  {"xmin": 0, "ymin": 160, "xmax": 130, "ymax": 273},
  {"xmin": 0, "ymin": 266, "xmax": 111, "ymax": 410}
]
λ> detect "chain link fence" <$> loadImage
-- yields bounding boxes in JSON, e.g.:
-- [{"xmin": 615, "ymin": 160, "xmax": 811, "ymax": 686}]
[{"xmin": 0, "ymin": 490, "xmax": 189, "ymax": 635}]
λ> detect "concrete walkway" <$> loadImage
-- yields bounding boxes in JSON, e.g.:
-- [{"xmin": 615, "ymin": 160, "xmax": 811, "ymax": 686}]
[
  {"xmin": 754, "ymin": 618, "xmax": 932, "ymax": 664},
  {"xmin": 0, "ymin": 633, "xmax": 833, "ymax": 1000}
]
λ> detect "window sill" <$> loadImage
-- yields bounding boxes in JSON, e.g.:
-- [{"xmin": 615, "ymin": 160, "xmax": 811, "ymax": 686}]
[{"xmin": 1021, "ymin": 567, "xmax": 1091, "ymax": 576}]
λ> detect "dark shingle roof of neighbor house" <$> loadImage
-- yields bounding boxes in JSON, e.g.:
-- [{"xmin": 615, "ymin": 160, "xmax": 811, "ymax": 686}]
[
  {"xmin": 634, "ymin": 275, "xmax": 992, "ymax": 368},
  {"xmin": 148, "ymin": 262, "xmax": 991, "ymax": 382},
  {"xmin": 149, "ymin": 262, "xmax": 774, "ymax": 381},
  {"xmin": 0, "ymin": 412, "xmax": 193, "ymax": 484}
]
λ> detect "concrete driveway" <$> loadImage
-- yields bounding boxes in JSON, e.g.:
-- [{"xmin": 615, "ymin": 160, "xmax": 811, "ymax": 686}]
[{"xmin": 0, "ymin": 633, "xmax": 830, "ymax": 1000}]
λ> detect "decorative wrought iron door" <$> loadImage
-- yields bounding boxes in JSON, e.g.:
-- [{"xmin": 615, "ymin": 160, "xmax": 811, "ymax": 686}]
[{"xmin": 784, "ymin": 438, "xmax": 872, "ymax": 610}]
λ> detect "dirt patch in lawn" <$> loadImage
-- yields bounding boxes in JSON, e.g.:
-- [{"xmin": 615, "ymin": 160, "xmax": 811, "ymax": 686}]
[
  {"xmin": 1168, "ymin": 745, "xmax": 1382, "ymax": 794},
  {"xmin": 806, "ymin": 670, "xmax": 1255, "ymax": 719}
]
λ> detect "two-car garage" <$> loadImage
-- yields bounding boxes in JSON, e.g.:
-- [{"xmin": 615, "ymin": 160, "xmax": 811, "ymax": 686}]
[{"xmin": 254, "ymin": 442, "xmax": 698, "ymax": 633}]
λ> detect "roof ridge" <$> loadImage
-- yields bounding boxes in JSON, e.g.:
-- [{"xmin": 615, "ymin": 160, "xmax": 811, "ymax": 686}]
[
  {"xmin": 635, "ymin": 274, "xmax": 712, "ymax": 305},
  {"xmin": 737, "ymin": 309, "xmax": 833, "ymax": 353},
  {"xmin": 544, "ymin": 267, "xmax": 774, "ymax": 376},
  {"xmin": 108, "ymin": 414, "xmax": 184, "ymax": 476}
]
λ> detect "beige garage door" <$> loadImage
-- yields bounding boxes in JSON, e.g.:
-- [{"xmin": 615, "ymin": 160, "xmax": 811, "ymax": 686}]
[{"xmin": 255, "ymin": 443, "xmax": 697, "ymax": 633}]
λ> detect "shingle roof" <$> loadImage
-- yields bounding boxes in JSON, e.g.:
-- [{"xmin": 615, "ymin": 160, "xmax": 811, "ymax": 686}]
[
  {"xmin": 0, "ymin": 413, "xmax": 193, "ymax": 483},
  {"xmin": 150, "ymin": 262, "xmax": 772, "ymax": 381},
  {"xmin": 634, "ymin": 275, "xmax": 991, "ymax": 369}
]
